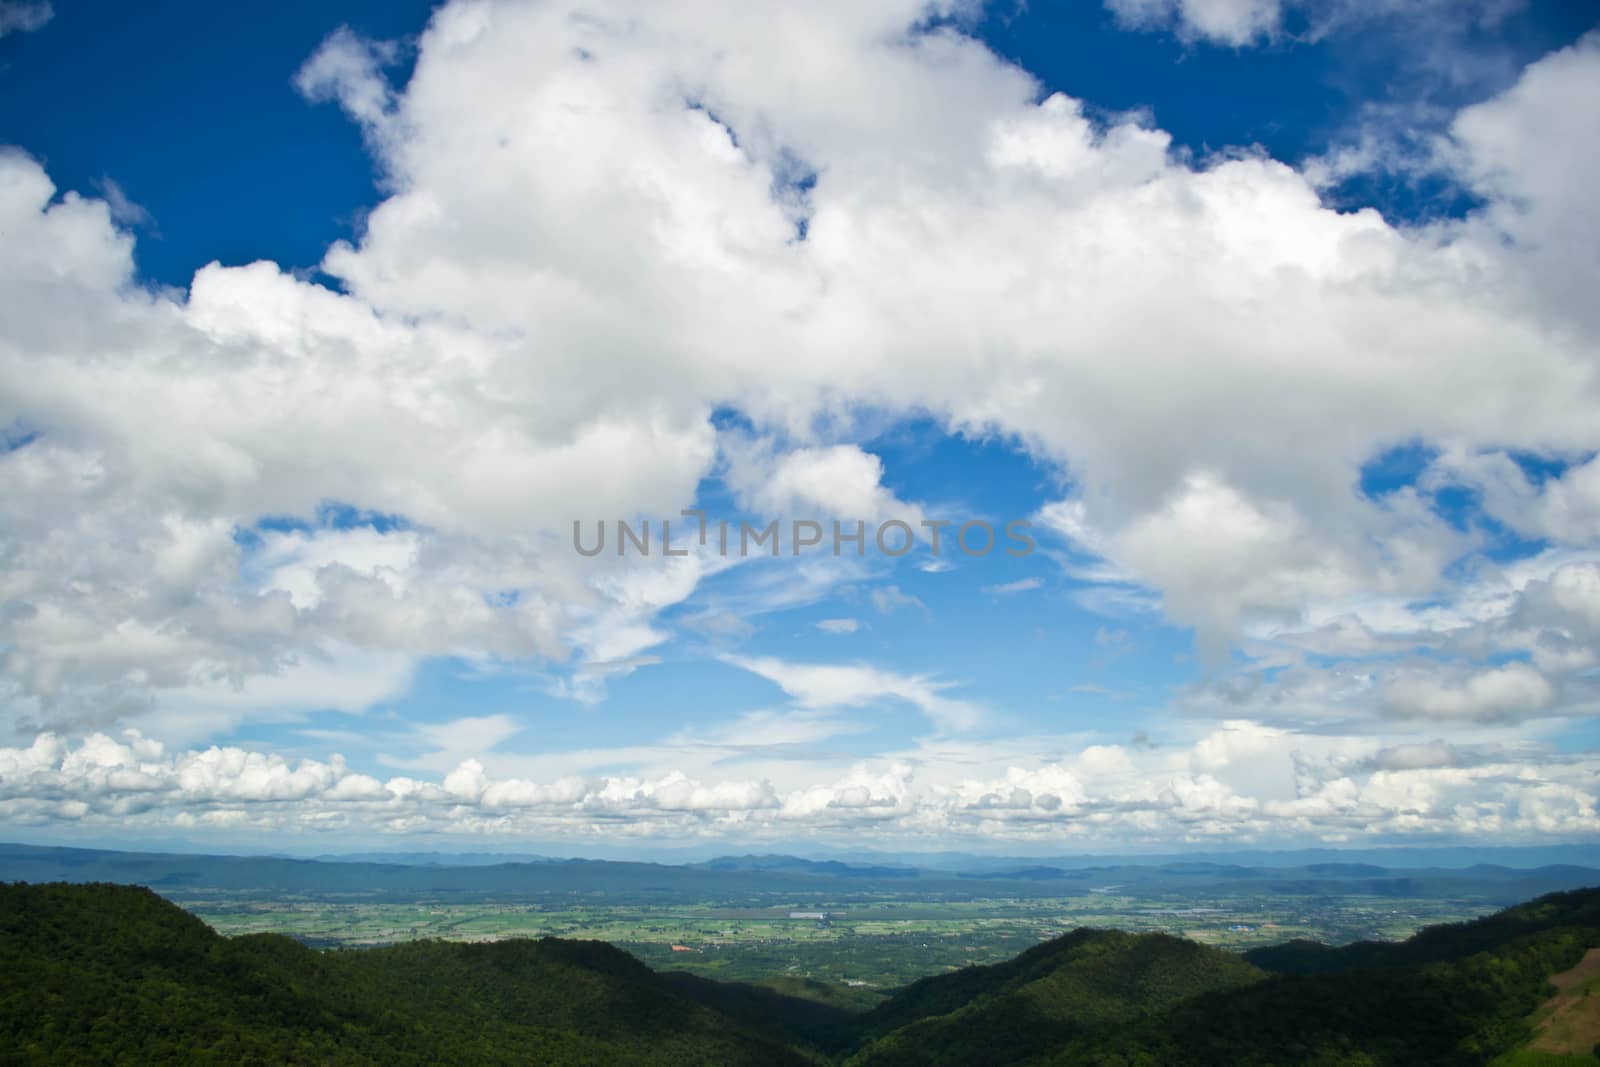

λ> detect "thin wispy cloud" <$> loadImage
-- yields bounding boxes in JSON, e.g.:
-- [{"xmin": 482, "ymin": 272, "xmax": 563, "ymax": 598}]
[{"xmin": 982, "ymin": 577, "xmax": 1043, "ymax": 596}]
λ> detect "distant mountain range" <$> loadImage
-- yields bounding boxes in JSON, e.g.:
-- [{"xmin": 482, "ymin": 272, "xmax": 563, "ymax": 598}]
[
  {"xmin": 18, "ymin": 840, "xmax": 1600, "ymax": 870},
  {"xmin": 838, "ymin": 844, "xmax": 1600, "ymax": 872},
  {"xmin": 312, "ymin": 851, "xmax": 558, "ymax": 867},
  {"xmin": 4, "ymin": 841, "xmax": 1598, "ymax": 905},
  {"xmin": 4, "ymin": 880, "xmax": 1597, "ymax": 1064}
]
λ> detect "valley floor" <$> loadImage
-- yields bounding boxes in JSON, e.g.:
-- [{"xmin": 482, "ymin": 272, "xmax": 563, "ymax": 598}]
[{"xmin": 178, "ymin": 890, "xmax": 1500, "ymax": 990}]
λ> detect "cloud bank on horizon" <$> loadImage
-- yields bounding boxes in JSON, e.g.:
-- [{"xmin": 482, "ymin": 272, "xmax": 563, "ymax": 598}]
[{"xmin": 1, "ymin": 0, "xmax": 1598, "ymax": 851}]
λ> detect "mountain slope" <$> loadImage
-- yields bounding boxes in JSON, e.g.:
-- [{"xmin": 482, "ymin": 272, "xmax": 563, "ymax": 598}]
[
  {"xmin": 0, "ymin": 882, "xmax": 814, "ymax": 1065},
  {"xmin": 844, "ymin": 890, "xmax": 1600, "ymax": 1067},
  {"xmin": 845, "ymin": 928, "xmax": 1265, "ymax": 1066},
  {"xmin": 1500, "ymin": 946, "xmax": 1600, "ymax": 1062},
  {"xmin": 1058, "ymin": 892, "xmax": 1600, "ymax": 1067},
  {"xmin": 1245, "ymin": 885, "xmax": 1600, "ymax": 975}
]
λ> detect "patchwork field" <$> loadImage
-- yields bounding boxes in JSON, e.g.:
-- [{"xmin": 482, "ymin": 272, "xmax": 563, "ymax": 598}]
[{"xmin": 180, "ymin": 890, "xmax": 1504, "ymax": 989}]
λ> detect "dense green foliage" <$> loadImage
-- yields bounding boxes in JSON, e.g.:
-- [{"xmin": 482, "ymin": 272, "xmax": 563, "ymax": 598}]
[
  {"xmin": 3, "ymin": 880, "xmax": 1598, "ymax": 1065},
  {"xmin": 0, "ymin": 882, "xmax": 812, "ymax": 1065},
  {"xmin": 839, "ymin": 888, "xmax": 1600, "ymax": 1065},
  {"xmin": 1055, "ymin": 925, "xmax": 1595, "ymax": 1065},
  {"xmin": 1243, "ymin": 886, "xmax": 1600, "ymax": 974},
  {"xmin": 845, "ymin": 928, "xmax": 1265, "ymax": 1065}
]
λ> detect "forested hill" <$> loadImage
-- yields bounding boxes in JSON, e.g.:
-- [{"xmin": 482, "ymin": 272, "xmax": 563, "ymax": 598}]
[
  {"xmin": 1243, "ymin": 882, "xmax": 1600, "ymax": 975},
  {"xmin": 3, "ymin": 881, "xmax": 1599, "ymax": 1065},
  {"xmin": 844, "ymin": 928, "xmax": 1266, "ymax": 1065},
  {"xmin": 1059, "ymin": 886, "xmax": 1600, "ymax": 1067},
  {"xmin": 842, "ymin": 886, "xmax": 1600, "ymax": 1065},
  {"xmin": 0, "ymin": 882, "xmax": 815, "ymax": 1065}
]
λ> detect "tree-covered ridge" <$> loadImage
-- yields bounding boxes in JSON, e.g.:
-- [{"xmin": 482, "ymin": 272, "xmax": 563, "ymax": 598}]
[
  {"xmin": 845, "ymin": 928, "xmax": 1266, "ymax": 1065},
  {"xmin": 1045, "ymin": 887, "xmax": 1600, "ymax": 1066},
  {"xmin": 0, "ymin": 882, "xmax": 814, "ymax": 1065},
  {"xmin": 824, "ymin": 889, "xmax": 1600, "ymax": 1066},
  {"xmin": 1059, "ymin": 928, "xmax": 1596, "ymax": 1066},
  {"xmin": 1243, "ymin": 885, "xmax": 1600, "ymax": 975},
  {"xmin": 3, "ymin": 881, "xmax": 1599, "ymax": 1065}
]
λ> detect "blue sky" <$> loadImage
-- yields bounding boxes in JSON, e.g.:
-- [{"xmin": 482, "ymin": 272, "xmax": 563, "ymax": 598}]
[
  {"xmin": 7, "ymin": 1, "xmax": 1593, "ymax": 290},
  {"xmin": 1, "ymin": 0, "xmax": 1599, "ymax": 855}
]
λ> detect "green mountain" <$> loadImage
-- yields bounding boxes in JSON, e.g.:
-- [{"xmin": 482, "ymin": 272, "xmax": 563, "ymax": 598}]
[
  {"xmin": 1243, "ymin": 884, "xmax": 1600, "ymax": 975},
  {"xmin": 1059, "ymin": 886, "xmax": 1600, "ymax": 1067},
  {"xmin": 3, "ymin": 881, "xmax": 1598, "ymax": 1065},
  {"xmin": 0, "ymin": 882, "xmax": 814, "ymax": 1065},
  {"xmin": 844, "ymin": 928, "xmax": 1266, "ymax": 1065}
]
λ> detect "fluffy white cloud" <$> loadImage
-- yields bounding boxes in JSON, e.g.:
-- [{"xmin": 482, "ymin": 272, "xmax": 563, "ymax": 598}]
[
  {"xmin": 1382, "ymin": 662, "xmax": 1555, "ymax": 723},
  {"xmin": 1042, "ymin": 476, "xmax": 1466, "ymax": 656},
  {"xmin": 1446, "ymin": 33, "xmax": 1600, "ymax": 332},
  {"xmin": 2, "ymin": 722, "xmax": 1594, "ymax": 844},
  {"xmin": 292, "ymin": 27, "xmax": 401, "ymax": 132},
  {"xmin": 1107, "ymin": 0, "xmax": 1282, "ymax": 46},
  {"xmin": 1432, "ymin": 450, "xmax": 1600, "ymax": 545},
  {"xmin": 1, "ymin": 3, "xmax": 1598, "ymax": 778},
  {"xmin": 1172, "ymin": 545, "xmax": 1600, "ymax": 730},
  {"xmin": 722, "ymin": 439, "xmax": 923, "ymax": 527}
]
